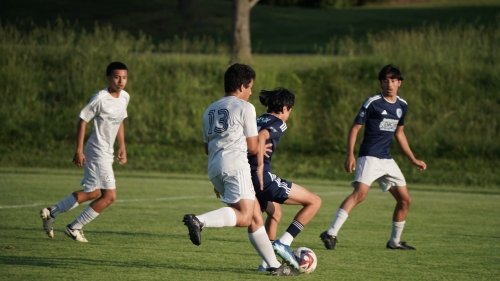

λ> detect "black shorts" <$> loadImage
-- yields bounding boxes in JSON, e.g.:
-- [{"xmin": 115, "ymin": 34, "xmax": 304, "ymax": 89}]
[{"xmin": 251, "ymin": 171, "xmax": 293, "ymax": 212}]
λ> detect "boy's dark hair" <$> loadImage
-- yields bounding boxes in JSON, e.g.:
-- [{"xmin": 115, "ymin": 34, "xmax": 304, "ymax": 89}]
[
  {"xmin": 224, "ymin": 63, "xmax": 256, "ymax": 93},
  {"xmin": 378, "ymin": 64, "xmax": 403, "ymax": 81},
  {"xmin": 259, "ymin": 87, "xmax": 295, "ymax": 113},
  {"xmin": 106, "ymin": 62, "xmax": 128, "ymax": 76}
]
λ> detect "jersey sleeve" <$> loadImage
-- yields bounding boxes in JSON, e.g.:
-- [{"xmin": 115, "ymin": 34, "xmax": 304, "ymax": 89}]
[
  {"xmin": 398, "ymin": 102, "xmax": 408, "ymax": 126},
  {"xmin": 243, "ymin": 103, "xmax": 258, "ymax": 138},
  {"xmin": 353, "ymin": 98, "xmax": 372, "ymax": 125},
  {"xmin": 265, "ymin": 119, "xmax": 286, "ymax": 139},
  {"xmin": 79, "ymin": 93, "xmax": 101, "ymax": 122}
]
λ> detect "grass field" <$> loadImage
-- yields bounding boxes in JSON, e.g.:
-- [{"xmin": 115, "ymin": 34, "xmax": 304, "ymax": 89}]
[{"xmin": 1, "ymin": 168, "xmax": 499, "ymax": 280}]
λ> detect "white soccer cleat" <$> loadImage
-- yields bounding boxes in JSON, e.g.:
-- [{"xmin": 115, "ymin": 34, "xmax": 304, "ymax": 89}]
[
  {"xmin": 64, "ymin": 225, "xmax": 88, "ymax": 242},
  {"xmin": 39, "ymin": 207, "xmax": 55, "ymax": 238}
]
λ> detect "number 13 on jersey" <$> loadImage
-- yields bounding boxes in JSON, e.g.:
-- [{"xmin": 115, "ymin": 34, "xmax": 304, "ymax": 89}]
[{"xmin": 208, "ymin": 109, "xmax": 230, "ymax": 134}]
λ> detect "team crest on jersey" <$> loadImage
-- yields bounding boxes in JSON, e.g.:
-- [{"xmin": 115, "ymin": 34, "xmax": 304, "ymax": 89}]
[
  {"xmin": 358, "ymin": 110, "xmax": 365, "ymax": 118},
  {"xmin": 257, "ymin": 116, "xmax": 272, "ymax": 123},
  {"xmin": 397, "ymin": 108, "xmax": 402, "ymax": 118}
]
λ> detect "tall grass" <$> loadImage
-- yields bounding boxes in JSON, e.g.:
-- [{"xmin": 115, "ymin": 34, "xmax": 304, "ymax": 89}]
[{"xmin": 0, "ymin": 19, "xmax": 498, "ymax": 185}]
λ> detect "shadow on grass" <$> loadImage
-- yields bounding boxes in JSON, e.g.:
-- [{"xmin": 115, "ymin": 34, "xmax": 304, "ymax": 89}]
[{"xmin": 0, "ymin": 255, "xmax": 257, "ymax": 273}]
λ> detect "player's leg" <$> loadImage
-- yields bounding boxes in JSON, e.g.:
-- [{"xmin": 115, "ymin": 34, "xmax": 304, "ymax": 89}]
[
  {"xmin": 39, "ymin": 161, "xmax": 102, "ymax": 238},
  {"xmin": 386, "ymin": 185, "xmax": 415, "ymax": 249},
  {"xmin": 247, "ymin": 196, "xmax": 298, "ymax": 275},
  {"xmin": 321, "ymin": 156, "xmax": 382, "ymax": 250},
  {"xmin": 258, "ymin": 201, "xmax": 281, "ymax": 271},
  {"xmin": 183, "ymin": 169, "xmax": 253, "ymax": 246},
  {"xmin": 319, "ymin": 181, "xmax": 371, "ymax": 249},
  {"xmin": 65, "ymin": 162, "xmax": 116, "ymax": 242},
  {"xmin": 274, "ymin": 183, "xmax": 321, "ymax": 256},
  {"xmin": 379, "ymin": 159, "xmax": 414, "ymax": 250},
  {"xmin": 264, "ymin": 201, "xmax": 281, "ymax": 240}
]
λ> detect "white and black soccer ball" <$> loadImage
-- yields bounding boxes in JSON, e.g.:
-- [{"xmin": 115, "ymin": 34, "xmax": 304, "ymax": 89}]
[{"xmin": 292, "ymin": 247, "xmax": 317, "ymax": 274}]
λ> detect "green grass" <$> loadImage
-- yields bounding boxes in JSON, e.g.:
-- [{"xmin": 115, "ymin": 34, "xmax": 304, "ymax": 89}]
[{"xmin": 1, "ymin": 168, "xmax": 499, "ymax": 280}]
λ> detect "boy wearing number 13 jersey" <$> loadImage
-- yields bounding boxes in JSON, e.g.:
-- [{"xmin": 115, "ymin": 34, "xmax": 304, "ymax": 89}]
[{"xmin": 182, "ymin": 63, "xmax": 299, "ymax": 276}]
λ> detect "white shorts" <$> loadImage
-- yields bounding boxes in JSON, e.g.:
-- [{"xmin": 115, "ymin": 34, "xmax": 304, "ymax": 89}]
[
  {"xmin": 352, "ymin": 156, "xmax": 406, "ymax": 192},
  {"xmin": 80, "ymin": 160, "xmax": 116, "ymax": 192},
  {"xmin": 210, "ymin": 168, "xmax": 255, "ymax": 204}
]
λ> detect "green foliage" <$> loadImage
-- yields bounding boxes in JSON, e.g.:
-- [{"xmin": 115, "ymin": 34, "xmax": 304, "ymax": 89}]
[
  {"xmin": 1, "ymin": 169, "xmax": 499, "ymax": 280},
  {"xmin": 1, "ymin": 18, "xmax": 499, "ymax": 185}
]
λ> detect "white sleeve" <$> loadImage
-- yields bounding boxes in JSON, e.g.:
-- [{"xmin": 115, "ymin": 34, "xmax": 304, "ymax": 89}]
[
  {"xmin": 243, "ymin": 103, "xmax": 258, "ymax": 138},
  {"xmin": 79, "ymin": 94, "xmax": 100, "ymax": 122}
]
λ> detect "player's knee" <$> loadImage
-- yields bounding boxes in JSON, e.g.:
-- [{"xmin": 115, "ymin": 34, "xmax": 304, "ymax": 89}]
[
  {"xmin": 352, "ymin": 192, "xmax": 367, "ymax": 203},
  {"xmin": 269, "ymin": 206, "xmax": 282, "ymax": 222},
  {"xmin": 402, "ymin": 196, "xmax": 412, "ymax": 207}
]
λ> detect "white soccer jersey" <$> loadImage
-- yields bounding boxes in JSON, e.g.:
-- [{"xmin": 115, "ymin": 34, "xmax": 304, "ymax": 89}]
[
  {"xmin": 79, "ymin": 88, "xmax": 129, "ymax": 162},
  {"xmin": 202, "ymin": 96, "xmax": 258, "ymax": 179}
]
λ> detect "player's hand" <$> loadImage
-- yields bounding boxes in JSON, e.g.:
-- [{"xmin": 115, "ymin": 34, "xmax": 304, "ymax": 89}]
[
  {"xmin": 213, "ymin": 188, "xmax": 221, "ymax": 198},
  {"xmin": 344, "ymin": 155, "xmax": 356, "ymax": 173},
  {"xmin": 73, "ymin": 152, "xmax": 86, "ymax": 167},
  {"xmin": 264, "ymin": 143, "xmax": 273, "ymax": 158},
  {"xmin": 412, "ymin": 159, "xmax": 427, "ymax": 171},
  {"xmin": 117, "ymin": 148, "xmax": 127, "ymax": 165}
]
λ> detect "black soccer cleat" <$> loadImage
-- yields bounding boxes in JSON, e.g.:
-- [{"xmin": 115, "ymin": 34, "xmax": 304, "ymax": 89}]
[
  {"xmin": 319, "ymin": 231, "xmax": 338, "ymax": 250},
  {"xmin": 386, "ymin": 241, "xmax": 416, "ymax": 250},
  {"xmin": 183, "ymin": 214, "xmax": 202, "ymax": 246},
  {"xmin": 268, "ymin": 265, "xmax": 300, "ymax": 276}
]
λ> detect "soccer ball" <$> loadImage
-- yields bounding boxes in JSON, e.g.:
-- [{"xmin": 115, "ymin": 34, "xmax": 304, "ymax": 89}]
[{"xmin": 292, "ymin": 247, "xmax": 317, "ymax": 274}]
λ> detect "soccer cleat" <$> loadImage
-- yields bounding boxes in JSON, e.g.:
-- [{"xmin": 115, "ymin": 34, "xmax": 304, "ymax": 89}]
[
  {"xmin": 257, "ymin": 265, "xmax": 268, "ymax": 272},
  {"xmin": 268, "ymin": 265, "xmax": 300, "ymax": 276},
  {"xmin": 319, "ymin": 231, "xmax": 338, "ymax": 250},
  {"xmin": 272, "ymin": 240, "xmax": 299, "ymax": 270},
  {"xmin": 39, "ymin": 207, "xmax": 55, "ymax": 238},
  {"xmin": 182, "ymin": 214, "xmax": 202, "ymax": 246},
  {"xmin": 386, "ymin": 241, "xmax": 416, "ymax": 250},
  {"xmin": 64, "ymin": 225, "xmax": 88, "ymax": 242}
]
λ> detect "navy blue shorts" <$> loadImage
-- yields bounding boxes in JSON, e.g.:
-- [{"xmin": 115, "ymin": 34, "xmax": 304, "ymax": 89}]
[{"xmin": 251, "ymin": 171, "xmax": 292, "ymax": 212}]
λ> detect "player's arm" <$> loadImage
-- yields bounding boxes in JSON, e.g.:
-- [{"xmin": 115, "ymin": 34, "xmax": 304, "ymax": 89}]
[
  {"xmin": 394, "ymin": 125, "xmax": 426, "ymax": 171},
  {"xmin": 344, "ymin": 122, "xmax": 363, "ymax": 173},
  {"xmin": 256, "ymin": 130, "xmax": 270, "ymax": 191},
  {"xmin": 73, "ymin": 118, "xmax": 87, "ymax": 167},
  {"xmin": 116, "ymin": 122, "xmax": 127, "ymax": 165},
  {"xmin": 247, "ymin": 135, "xmax": 259, "ymax": 155}
]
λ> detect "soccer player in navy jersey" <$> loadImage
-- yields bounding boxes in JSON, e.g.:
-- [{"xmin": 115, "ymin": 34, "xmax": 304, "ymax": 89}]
[
  {"xmin": 248, "ymin": 88, "xmax": 322, "ymax": 270},
  {"xmin": 320, "ymin": 65, "xmax": 427, "ymax": 250}
]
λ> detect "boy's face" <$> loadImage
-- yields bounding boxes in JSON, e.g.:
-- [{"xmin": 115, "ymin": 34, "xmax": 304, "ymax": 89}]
[
  {"xmin": 107, "ymin": 69, "xmax": 128, "ymax": 93},
  {"xmin": 281, "ymin": 106, "xmax": 293, "ymax": 122},
  {"xmin": 238, "ymin": 79, "xmax": 254, "ymax": 101},
  {"xmin": 380, "ymin": 74, "xmax": 401, "ymax": 96}
]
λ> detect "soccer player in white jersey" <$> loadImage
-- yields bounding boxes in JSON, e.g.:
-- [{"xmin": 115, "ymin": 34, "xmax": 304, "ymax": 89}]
[
  {"xmin": 39, "ymin": 62, "xmax": 130, "ymax": 242},
  {"xmin": 182, "ymin": 64, "xmax": 299, "ymax": 276},
  {"xmin": 320, "ymin": 64, "xmax": 427, "ymax": 250}
]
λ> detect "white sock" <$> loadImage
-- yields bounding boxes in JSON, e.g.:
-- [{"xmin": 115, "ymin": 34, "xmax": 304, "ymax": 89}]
[
  {"xmin": 70, "ymin": 206, "xmax": 99, "ymax": 229},
  {"xmin": 260, "ymin": 259, "xmax": 268, "ymax": 269},
  {"xmin": 196, "ymin": 207, "xmax": 236, "ymax": 228},
  {"xmin": 50, "ymin": 194, "xmax": 79, "ymax": 217},
  {"xmin": 248, "ymin": 226, "xmax": 281, "ymax": 269},
  {"xmin": 327, "ymin": 208, "xmax": 349, "ymax": 236},
  {"xmin": 389, "ymin": 221, "xmax": 406, "ymax": 246},
  {"xmin": 278, "ymin": 232, "xmax": 294, "ymax": 246}
]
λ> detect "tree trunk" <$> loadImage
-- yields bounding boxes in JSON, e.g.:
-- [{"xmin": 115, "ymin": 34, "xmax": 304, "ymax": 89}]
[{"xmin": 230, "ymin": 0, "xmax": 259, "ymax": 64}]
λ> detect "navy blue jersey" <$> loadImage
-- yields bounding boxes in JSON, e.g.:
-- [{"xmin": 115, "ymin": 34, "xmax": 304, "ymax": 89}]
[
  {"xmin": 248, "ymin": 113, "xmax": 287, "ymax": 172},
  {"xmin": 354, "ymin": 93, "xmax": 408, "ymax": 159}
]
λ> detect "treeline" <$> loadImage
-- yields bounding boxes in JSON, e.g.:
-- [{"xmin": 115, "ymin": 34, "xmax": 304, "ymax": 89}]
[{"xmin": 0, "ymin": 20, "xmax": 499, "ymax": 185}]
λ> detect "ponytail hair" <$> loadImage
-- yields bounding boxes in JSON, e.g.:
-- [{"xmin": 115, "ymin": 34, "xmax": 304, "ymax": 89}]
[{"xmin": 259, "ymin": 87, "xmax": 295, "ymax": 113}]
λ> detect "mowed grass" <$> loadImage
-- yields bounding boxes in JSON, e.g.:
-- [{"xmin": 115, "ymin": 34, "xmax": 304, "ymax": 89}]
[{"xmin": 0, "ymin": 169, "xmax": 499, "ymax": 280}]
